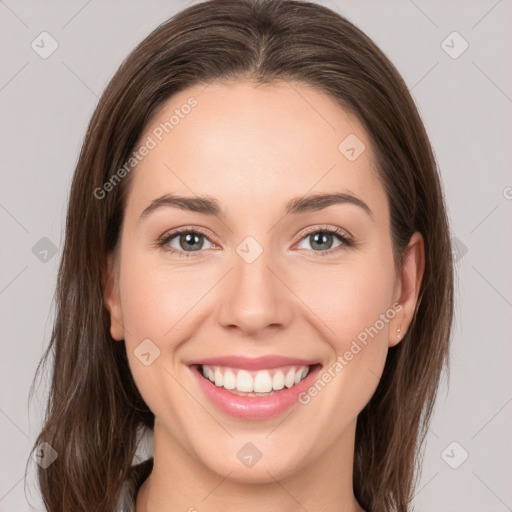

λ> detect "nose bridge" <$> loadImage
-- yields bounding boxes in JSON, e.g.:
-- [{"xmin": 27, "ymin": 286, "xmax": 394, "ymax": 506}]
[{"xmin": 215, "ymin": 233, "xmax": 293, "ymax": 334}]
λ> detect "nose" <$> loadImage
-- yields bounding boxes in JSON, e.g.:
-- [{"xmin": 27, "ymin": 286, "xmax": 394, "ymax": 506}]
[{"xmin": 215, "ymin": 244, "xmax": 294, "ymax": 337}]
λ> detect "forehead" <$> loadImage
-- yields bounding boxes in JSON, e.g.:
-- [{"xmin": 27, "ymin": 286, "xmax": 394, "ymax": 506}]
[{"xmin": 125, "ymin": 80, "xmax": 388, "ymax": 226}]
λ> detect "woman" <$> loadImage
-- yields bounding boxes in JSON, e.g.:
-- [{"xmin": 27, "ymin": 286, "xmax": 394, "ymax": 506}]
[{"xmin": 27, "ymin": 0, "xmax": 454, "ymax": 511}]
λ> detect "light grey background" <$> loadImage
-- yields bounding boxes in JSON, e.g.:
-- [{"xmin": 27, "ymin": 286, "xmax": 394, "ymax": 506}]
[{"xmin": 1, "ymin": 1, "xmax": 511, "ymax": 510}]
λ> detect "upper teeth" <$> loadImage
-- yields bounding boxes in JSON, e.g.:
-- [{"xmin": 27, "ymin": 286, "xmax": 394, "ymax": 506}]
[{"xmin": 201, "ymin": 365, "xmax": 310, "ymax": 393}]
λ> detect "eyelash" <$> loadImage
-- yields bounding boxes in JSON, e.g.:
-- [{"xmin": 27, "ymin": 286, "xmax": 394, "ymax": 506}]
[{"xmin": 156, "ymin": 225, "xmax": 354, "ymax": 259}]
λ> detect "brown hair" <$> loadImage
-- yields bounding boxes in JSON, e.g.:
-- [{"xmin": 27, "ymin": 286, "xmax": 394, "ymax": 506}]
[{"xmin": 27, "ymin": 0, "xmax": 454, "ymax": 511}]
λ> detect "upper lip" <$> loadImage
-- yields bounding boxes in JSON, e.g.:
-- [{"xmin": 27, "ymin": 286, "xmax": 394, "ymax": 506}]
[{"xmin": 188, "ymin": 355, "xmax": 319, "ymax": 370}]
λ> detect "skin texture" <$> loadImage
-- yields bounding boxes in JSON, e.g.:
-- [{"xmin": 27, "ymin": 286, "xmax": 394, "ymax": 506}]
[{"xmin": 104, "ymin": 80, "xmax": 424, "ymax": 512}]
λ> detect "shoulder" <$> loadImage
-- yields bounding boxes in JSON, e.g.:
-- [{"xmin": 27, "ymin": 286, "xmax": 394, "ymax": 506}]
[{"xmin": 115, "ymin": 458, "xmax": 154, "ymax": 512}]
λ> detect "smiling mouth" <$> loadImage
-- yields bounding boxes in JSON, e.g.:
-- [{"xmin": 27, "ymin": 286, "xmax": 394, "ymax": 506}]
[{"xmin": 193, "ymin": 364, "xmax": 321, "ymax": 397}]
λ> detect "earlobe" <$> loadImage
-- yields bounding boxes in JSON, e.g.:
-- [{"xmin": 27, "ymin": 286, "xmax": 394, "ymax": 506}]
[
  {"xmin": 389, "ymin": 315, "xmax": 404, "ymax": 348},
  {"xmin": 103, "ymin": 252, "xmax": 125, "ymax": 341},
  {"xmin": 389, "ymin": 232, "xmax": 425, "ymax": 348}
]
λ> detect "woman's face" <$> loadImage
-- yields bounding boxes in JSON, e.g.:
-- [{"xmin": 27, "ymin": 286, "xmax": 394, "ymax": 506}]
[{"xmin": 105, "ymin": 80, "xmax": 423, "ymax": 483}]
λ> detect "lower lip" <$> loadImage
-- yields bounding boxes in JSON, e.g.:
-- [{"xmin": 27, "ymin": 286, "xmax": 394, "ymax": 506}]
[{"xmin": 191, "ymin": 364, "xmax": 322, "ymax": 420}]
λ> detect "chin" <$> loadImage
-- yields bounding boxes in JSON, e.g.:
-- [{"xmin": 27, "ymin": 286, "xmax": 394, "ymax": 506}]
[{"xmin": 194, "ymin": 437, "xmax": 306, "ymax": 484}]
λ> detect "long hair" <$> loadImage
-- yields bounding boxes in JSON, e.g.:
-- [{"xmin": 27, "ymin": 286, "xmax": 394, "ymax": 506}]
[{"xmin": 27, "ymin": 1, "xmax": 454, "ymax": 510}]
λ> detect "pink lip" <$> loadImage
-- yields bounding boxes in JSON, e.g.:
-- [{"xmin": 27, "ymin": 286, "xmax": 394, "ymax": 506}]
[
  {"xmin": 190, "ymin": 363, "xmax": 322, "ymax": 421},
  {"xmin": 188, "ymin": 355, "xmax": 318, "ymax": 370}
]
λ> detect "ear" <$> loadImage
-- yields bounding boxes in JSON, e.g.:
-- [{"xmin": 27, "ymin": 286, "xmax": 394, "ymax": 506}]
[
  {"xmin": 103, "ymin": 251, "xmax": 125, "ymax": 341},
  {"xmin": 389, "ymin": 231, "xmax": 425, "ymax": 347}
]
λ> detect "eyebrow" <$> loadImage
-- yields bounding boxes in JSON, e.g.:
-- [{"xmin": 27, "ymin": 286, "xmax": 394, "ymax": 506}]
[{"xmin": 139, "ymin": 192, "xmax": 373, "ymax": 221}]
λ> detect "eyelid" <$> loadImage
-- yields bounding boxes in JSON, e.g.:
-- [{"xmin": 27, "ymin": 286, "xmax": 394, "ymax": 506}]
[{"xmin": 293, "ymin": 224, "xmax": 353, "ymax": 244}]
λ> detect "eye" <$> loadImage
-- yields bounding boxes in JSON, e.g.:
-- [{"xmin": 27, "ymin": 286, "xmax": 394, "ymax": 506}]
[
  {"xmin": 295, "ymin": 226, "xmax": 353, "ymax": 256},
  {"xmin": 158, "ymin": 227, "xmax": 215, "ymax": 258},
  {"xmin": 157, "ymin": 225, "xmax": 354, "ymax": 258}
]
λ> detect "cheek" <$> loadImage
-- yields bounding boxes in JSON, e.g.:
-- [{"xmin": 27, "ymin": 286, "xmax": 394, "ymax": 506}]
[
  {"xmin": 313, "ymin": 259, "xmax": 395, "ymax": 347},
  {"xmin": 305, "ymin": 252, "xmax": 396, "ymax": 412},
  {"xmin": 118, "ymin": 255, "xmax": 201, "ymax": 426},
  {"xmin": 287, "ymin": 262, "xmax": 397, "ymax": 447},
  {"xmin": 118, "ymin": 252, "xmax": 217, "ymax": 397},
  {"xmin": 119, "ymin": 250, "xmax": 212, "ymax": 341}
]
